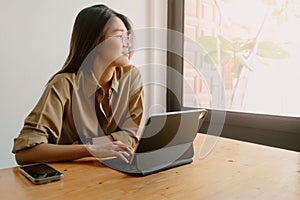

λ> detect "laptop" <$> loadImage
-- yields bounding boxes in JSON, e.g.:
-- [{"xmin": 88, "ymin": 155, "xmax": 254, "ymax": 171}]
[{"xmin": 101, "ymin": 109, "xmax": 207, "ymax": 176}]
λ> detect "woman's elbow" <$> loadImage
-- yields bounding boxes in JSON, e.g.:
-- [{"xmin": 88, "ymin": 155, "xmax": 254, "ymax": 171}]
[
  {"xmin": 15, "ymin": 152, "xmax": 27, "ymax": 165},
  {"xmin": 14, "ymin": 147, "xmax": 38, "ymax": 165}
]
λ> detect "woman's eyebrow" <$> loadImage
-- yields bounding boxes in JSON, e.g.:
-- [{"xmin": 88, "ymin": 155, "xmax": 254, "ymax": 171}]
[{"xmin": 113, "ymin": 28, "xmax": 125, "ymax": 33}]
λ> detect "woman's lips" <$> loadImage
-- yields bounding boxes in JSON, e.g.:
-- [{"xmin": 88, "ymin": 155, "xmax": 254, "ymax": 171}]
[{"xmin": 122, "ymin": 51, "xmax": 130, "ymax": 57}]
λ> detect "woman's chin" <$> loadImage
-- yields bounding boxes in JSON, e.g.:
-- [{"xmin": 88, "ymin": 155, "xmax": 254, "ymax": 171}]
[{"xmin": 114, "ymin": 56, "xmax": 130, "ymax": 67}]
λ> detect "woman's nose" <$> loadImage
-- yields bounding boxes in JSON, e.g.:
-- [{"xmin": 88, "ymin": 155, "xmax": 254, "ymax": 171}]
[{"xmin": 122, "ymin": 39, "xmax": 130, "ymax": 48}]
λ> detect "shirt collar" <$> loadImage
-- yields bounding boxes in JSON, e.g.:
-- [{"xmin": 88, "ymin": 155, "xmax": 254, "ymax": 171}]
[
  {"xmin": 80, "ymin": 68, "xmax": 121, "ymax": 98},
  {"xmin": 111, "ymin": 68, "xmax": 120, "ymax": 93}
]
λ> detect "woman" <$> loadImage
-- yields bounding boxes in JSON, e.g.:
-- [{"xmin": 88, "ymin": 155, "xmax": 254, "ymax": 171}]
[{"xmin": 12, "ymin": 4, "xmax": 144, "ymax": 164}]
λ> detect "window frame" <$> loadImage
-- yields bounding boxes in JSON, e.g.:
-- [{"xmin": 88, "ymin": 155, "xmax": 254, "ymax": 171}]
[{"xmin": 167, "ymin": 0, "xmax": 300, "ymax": 152}]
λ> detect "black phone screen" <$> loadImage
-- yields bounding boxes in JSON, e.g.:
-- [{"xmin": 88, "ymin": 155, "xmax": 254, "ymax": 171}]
[{"xmin": 20, "ymin": 163, "xmax": 62, "ymax": 179}]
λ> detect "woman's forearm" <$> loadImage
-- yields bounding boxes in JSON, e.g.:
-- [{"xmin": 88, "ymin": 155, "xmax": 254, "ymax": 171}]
[{"xmin": 15, "ymin": 143, "xmax": 91, "ymax": 165}]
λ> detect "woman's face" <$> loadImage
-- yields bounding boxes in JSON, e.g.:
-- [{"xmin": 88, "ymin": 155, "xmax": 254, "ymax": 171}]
[{"xmin": 100, "ymin": 17, "xmax": 132, "ymax": 68}]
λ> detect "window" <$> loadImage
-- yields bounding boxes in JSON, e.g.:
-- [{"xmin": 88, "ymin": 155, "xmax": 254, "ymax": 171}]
[
  {"xmin": 184, "ymin": 0, "xmax": 300, "ymax": 117},
  {"xmin": 167, "ymin": 0, "xmax": 300, "ymax": 151}
]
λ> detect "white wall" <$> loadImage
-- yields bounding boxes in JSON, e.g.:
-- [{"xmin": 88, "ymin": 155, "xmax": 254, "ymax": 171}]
[{"xmin": 0, "ymin": 0, "xmax": 167, "ymax": 169}]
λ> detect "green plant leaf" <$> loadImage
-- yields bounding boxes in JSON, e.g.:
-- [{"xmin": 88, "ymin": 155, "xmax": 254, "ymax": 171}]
[
  {"xmin": 197, "ymin": 36, "xmax": 218, "ymax": 53},
  {"xmin": 261, "ymin": 0, "xmax": 277, "ymax": 6},
  {"xmin": 239, "ymin": 56, "xmax": 254, "ymax": 71},
  {"xmin": 203, "ymin": 50, "xmax": 233, "ymax": 66},
  {"xmin": 256, "ymin": 40, "xmax": 290, "ymax": 59},
  {"xmin": 218, "ymin": 35, "xmax": 233, "ymax": 51},
  {"xmin": 242, "ymin": 39, "xmax": 255, "ymax": 50},
  {"xmin": 277, "ymin": 12, "xmax": 289, "ymax": 25},
  {"xmin": 204, "ymin": 52, "xmax": 218, "ymax": 65},
  {"xmin": 272, "ymin": 9, "xmax": 281, "ymax": 17}
]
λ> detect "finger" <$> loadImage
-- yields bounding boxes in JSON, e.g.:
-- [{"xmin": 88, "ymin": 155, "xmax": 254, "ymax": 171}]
[
  {"xmin": 114, "ymin": 151, "xmax": 130, "ymax": 163},
  {"xmin": 117, "ymin": 143, "xmax": 132, "ymax": 150},
  {"xmin": 124, "ymin": 147, "xmax": 133, "ymax": 155},
  {"xmin": 111, "ymin": 142, "xmax": 125, "ymax": 149},
  {"xmin": 126, "ymin": 146, "xmax": 134, "ymax": 153},
  {"xmin": 117, "ymin": 154, "xmax": 129, "ymax": 163},
  {"xmin": 113, "ymin": 145, "xmax": 131, "ymax": 154},
  {"xmin": 115, "ymin": 145, "xmax": 134, "ymax": 155},
  {"xmin": 120, "ymin": 151, "xmax": 130, "ymax": 158},
  {"xmin": 128, "ymin": 146, "xmax": 134, "ymax": 151},
  {"xmin": 112, "ymin": 141, "xmax": 131, "ymax": 150},
  {"xmin": 113, "ymin": 141, "xmax": 132, "ymax": 150},
  {"xmin": 112, "ymin": 141, "xmax": 124, "ymax": 145}
]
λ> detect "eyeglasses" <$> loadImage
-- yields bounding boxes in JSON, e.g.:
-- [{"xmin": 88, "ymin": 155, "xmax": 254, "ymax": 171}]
[{"xmin": 111, "ymin": 31, "xmax": 133, "ymax": 46}]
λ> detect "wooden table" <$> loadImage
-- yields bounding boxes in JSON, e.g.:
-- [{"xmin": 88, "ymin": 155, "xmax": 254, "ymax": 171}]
[{"xmin": 1, "ymin": 134, "xmax": 299, "ymax": 200}]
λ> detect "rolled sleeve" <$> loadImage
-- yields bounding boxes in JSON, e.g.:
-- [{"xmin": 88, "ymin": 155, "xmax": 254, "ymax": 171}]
[
  {"xmin": 12, "ymin": 74, "xmax": 71, "ymax": 153},
  {"xmin": 12, "ymin": 126, "xmax": 48, "ymax": 153}
]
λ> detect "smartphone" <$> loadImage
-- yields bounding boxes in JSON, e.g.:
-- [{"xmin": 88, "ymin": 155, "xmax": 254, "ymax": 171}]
[{"xmin": 19, "ymin": 163, "xmax": 63, "ymax": 184}]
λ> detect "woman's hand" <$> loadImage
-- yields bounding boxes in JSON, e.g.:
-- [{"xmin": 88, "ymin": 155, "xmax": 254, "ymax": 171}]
[{"xmin": 85, "ymin": 141, "xmax": 134, "ymax": 163}]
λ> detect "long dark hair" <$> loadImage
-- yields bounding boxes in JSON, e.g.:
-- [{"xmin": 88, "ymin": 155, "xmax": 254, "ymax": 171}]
[{"xmin": 56, "ymin": 4, "xmax": 132, "ymax": 76}]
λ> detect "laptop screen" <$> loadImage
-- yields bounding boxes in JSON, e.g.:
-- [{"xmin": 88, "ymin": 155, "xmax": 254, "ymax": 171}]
[{"xmin": 135, "ymin": 109, "xmax": 207, "ymax": 153}]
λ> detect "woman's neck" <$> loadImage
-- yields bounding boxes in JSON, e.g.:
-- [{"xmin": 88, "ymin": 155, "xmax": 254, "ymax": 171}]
[
  {"xmin": 92, "ymin": 55, "xmax": 117, "ymax": 86},
  {"xmin": 93, "ymin": 65, "xmax": 115, "ymax": 88},
  {"xmin": 101, "ymin": 67, "xmax": 115, "ymax": 82}
]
